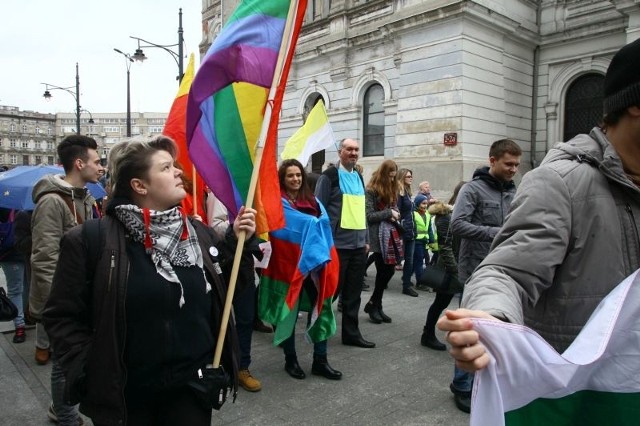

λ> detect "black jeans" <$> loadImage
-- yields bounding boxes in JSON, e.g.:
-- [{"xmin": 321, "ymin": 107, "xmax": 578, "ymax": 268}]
[
  {"xmin": 337, "ymin": 247, "xmax": 367, "ymax": 341},
  {"xmin": 425, "ymin": 291, "xmax": 455, "ymax": 334},
  {"xmin": 368, "ymin": 252, "xmax": 395, "ymax": 307},
  {"xmin": 111, "ymin": 386, "xmax": 211, "ymax": 426},
  {"xmin": 233, "ymin": 283, "xmax": 255, "ymax": 369}
]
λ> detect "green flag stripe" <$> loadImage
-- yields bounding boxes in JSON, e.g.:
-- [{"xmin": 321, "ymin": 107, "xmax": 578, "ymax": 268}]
[
  {"xmin": 506, "ymin": 390, "xmax": 640, "ymax": 426},
  {"xmin": 213, "ymin": 86, "xmax": 253, "ymax": 202},
  {"xmin": 226, "ymin": 0, "xmax": 290, "ymax": 25}
]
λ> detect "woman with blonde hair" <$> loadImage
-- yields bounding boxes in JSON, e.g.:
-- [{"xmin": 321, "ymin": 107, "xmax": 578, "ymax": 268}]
[{"xmin": 363, "ymin": 160, "xmax": 400, "ymax": 324}]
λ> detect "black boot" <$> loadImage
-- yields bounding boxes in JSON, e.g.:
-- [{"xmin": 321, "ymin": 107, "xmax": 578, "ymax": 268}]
[
  {"xmin": 378, "ymin": 305, "xmax": 392, "ymax": 323},
  {"xmin": 363, "ymin": 301, "xmax": 383, "ymax": 324},
  {"xmin": 420, "ymin": 326, "xmax": 446, "ymax": 351},
  {"xmin": 284, "ymin": 355, "xmax": 306, "ymax": 379},
  {"xmin": 311, "ymin": 355, "xmax": 342, "ymax": 380}
]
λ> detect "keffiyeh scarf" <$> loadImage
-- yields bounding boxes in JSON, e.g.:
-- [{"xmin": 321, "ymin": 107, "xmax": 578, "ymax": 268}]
[{"xmin": 115, "ymin": 204, "xmax": 211, "ymax": 307}]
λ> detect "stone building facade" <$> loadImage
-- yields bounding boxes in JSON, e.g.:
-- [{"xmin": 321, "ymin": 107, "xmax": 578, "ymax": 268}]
[
  {"xmin": 200, "ymin": 0, "xmax": 639, "ymax": 193},
  {"xmin": 0, "ymin": 108, "xmax": 168, "ymax": 169},
  {"xmin": 0, "ymin": 106, "xmax": 57, "ymax": 168}
]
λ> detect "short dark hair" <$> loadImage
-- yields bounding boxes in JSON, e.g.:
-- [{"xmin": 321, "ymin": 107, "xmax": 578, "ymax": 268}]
[
  {"xmin": 489, "ymin": 139, "xmax": 522, "ymax": 159},
  {"xmin": 109, "ymin": 136, "xmax": 178, "ymax": 199},
  {"xmin": 57, "ymin": 135, "xmax": 98, "ymax": 173}
]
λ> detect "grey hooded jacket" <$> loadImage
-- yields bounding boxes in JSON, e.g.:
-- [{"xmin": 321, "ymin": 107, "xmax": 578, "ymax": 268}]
[{"xmin": 462, "ymin": 127, "xmax": 640, "ymax": 352}]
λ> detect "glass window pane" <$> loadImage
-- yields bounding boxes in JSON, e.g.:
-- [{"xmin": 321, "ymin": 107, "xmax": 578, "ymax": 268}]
[{"xmin": 363, "ymin": 84, "xmax": 384, "ymax": 157}]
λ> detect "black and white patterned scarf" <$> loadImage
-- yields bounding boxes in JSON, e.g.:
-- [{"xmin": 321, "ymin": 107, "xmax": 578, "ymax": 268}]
[{"xmin": 114, "ymin": 204, "xmax": 210, "ymax": 307}]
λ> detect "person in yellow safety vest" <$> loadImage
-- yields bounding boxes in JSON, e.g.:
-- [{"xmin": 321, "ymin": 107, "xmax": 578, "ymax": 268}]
[{"xmin": 412, "ymin": 193, "xmax": 436, "ymax": 289}]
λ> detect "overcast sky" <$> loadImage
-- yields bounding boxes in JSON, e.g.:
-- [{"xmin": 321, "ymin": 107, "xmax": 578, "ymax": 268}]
[{"xmin": 2, "ymin": 0, "xmax": 203, "ymax": 115}]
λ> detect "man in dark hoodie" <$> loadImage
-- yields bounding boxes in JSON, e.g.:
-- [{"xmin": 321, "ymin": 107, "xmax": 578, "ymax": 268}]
[{"xmin": 447, "ymin": 138, "xmax": 521, "ymax": 413}]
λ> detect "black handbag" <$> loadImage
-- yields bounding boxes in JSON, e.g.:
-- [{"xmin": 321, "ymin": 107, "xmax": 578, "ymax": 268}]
[
  {"xmin": 419, "ymin": 264, "xmax": 463, "ymax": 293},
  {"xmin": 420, "ymin": 264, "xmax": 450, "ymax": 292},
  {"xmin": 0, "ymin": 287, "xmax": 18, "ymax": 321},
  {"xmin": 187, "ymin": 365, "xmax": 233, "ymax": 411}
]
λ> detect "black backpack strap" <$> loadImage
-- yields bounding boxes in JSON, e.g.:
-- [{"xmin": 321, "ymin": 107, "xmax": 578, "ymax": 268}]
[{"xmin": 82, "ymin": 219, "xmax": 103, "ymax": 281}]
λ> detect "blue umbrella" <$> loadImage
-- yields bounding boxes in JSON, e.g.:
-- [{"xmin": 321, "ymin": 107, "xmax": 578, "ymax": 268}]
[{"xmin": 0, "ymin": 165, "xmax": 107, "ymax": 210}]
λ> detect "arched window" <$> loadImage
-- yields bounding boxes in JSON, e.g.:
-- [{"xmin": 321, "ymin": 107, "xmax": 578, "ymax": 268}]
[
  {"xmin": 564, "ymin": 73, "xmax": 604, "ymax": 142},
  {"xmin": 363, "ymin": 84, "xmax": 384, "ymax": 157},
  {"xmin": 303, "ymin": 94, "xmax": 326, "ymax": 174}
]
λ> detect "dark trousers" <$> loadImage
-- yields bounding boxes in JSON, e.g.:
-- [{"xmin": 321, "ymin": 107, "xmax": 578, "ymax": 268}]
[
  {"xmin": 337, "ymin": 247, "xmax": 366, "ymax": 341},
  {"xmin": 369, "ymin": 252, "xmax": 395, "ymax": 307},
  {"xmin": 117, "ymin": 386, "xmax": 211, "ymax": 426},
  {"xmin": 425, "ymin": 292, "xmax": 455, "ymax": 335},
  {"xmin": 233, "ymin": 283, "xmax": 255, "ymax": 370}
]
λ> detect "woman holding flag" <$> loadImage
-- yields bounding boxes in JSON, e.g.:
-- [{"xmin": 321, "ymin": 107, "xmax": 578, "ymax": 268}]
[
  {"xmin": 258, "ymin": 159, "xmax": 342, "ymax": 381},
  {"xmin": 42, "ymin": 136, "xmax": 258, "ymax": 425}
]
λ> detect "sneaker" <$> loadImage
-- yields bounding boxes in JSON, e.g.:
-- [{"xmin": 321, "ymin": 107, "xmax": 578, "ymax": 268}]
[
  {"xmin": 238, "ymin": 369, "xmax": 262, "ymax": 392},
  {"xmin": 47, "ymin": 403, "xmax": 85, "ymax": 425},
  {"xmin": 13, "ymin": 327, "xmax": 26, "ymax": 344}
]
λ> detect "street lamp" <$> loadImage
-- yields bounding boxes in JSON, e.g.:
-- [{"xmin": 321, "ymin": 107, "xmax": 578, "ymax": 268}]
[
  {"xmin": 42, "ymin": 62, "xmax": 81, "ymax": 134},
  {"xmin": 130, "ymin": 8, "xmax": 185, "ymax": 83},
  {"xmin": 81, "ymin": 109, "xmax": 94, "ymax": 125},
  {"xmin": 113, "ymin": 48, "xmax": 134, "ymax": 137}
]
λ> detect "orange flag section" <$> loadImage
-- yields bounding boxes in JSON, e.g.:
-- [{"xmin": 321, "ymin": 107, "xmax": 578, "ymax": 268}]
[{"xmin": 163, "ymin": 53, "xmax": 207, "ymax": 222}]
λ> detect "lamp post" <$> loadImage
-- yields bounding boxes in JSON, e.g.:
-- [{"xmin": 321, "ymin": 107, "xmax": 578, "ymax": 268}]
[
  {"xmin": 130, "ymin": 8, "xmax": 185, "ymax": 83},
  {"xmin": 80, "ymin": 109, "xmax": 95, "ymax": 125},
  {"xmin": 42, "ymin": 62, "xmax": 81, "ymax": 134},
  {"xmin": 113, "ymin": 49, "xmax": 134, "ymax": 137}
]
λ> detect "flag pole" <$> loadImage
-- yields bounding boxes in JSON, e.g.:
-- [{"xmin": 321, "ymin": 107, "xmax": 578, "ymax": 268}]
[
  {"xmin": 212, "ymin": 0, "xmax": 302, "ymax": 368},
  {"xmin": 191, "ymin": 165, "xmax": 198, "ymax": 216}
]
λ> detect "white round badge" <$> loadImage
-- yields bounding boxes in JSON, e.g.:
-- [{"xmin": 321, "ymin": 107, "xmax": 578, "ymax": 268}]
[{"xmin": 209, "ymin": 246, "xmax": 219, "ymax": 257}]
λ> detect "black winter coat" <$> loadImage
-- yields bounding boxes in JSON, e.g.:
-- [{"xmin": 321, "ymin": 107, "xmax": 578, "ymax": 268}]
[{"xmin": 42, "ymin": 214, "xmax": 254, "ymax": 425}]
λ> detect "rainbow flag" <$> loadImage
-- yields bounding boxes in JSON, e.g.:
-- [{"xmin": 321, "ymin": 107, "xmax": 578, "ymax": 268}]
[
  {"xmin": 162, "ymin": 54, "xmax": 207, "ymax": 222},
  {"xmin": 258, "ymin": 199, "xmax": 339, "ymax": 345},
  {"xmin": 469, "ymin": 269, "xmax": 640, "ymax": 426},
  {"xmin": 186, "ymin": 0, "xmax": 307, "ymax": 234}
]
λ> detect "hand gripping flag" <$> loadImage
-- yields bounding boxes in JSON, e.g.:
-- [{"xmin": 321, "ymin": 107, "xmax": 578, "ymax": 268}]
[
  {"xmin": 186, "ymin": 0, "xmax": 307, "ymax": 235},
  {"xmin": 470, "ymin": 269, "xmax": 640, "ymax": 426}
]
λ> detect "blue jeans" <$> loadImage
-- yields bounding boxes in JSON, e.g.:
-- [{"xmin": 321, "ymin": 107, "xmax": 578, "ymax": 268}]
[
  {"xmin": 401, "ymin": 238, "xmax": 415, "ymax": 289},
  {"xmin": 452, "ymin": 366, "xmax": 474, "ymax": 394},
  {"xmin": 51, "ymin": 354, "xmax": 80, "ymax": 425},
  {"xmin": 1, "ymin": 261, "xmax": 25, "ymax": 328},
  {"xmin": 413, "ymin": 241, "xmax": 429, "ymax": 283}
]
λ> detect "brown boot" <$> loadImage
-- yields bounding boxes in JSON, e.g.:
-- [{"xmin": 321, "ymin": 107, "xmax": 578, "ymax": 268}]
[
  {"xmin": 238, "ymin": 369, "xmax": 262, "ymax": 392},
  {"xmin": 35, "ymin": 346, "xmax": 50, "ymax": 365}
]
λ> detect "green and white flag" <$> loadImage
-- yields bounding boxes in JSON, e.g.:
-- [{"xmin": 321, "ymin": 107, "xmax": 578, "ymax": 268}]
[{"xmin": 470, "ymin": 269, "xmax": 640, "ymax": 426}]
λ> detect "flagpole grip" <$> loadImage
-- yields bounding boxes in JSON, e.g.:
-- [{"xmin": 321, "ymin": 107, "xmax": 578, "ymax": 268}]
[{"xmin": 191, "ymin": 165, "xmax": 198, "ymax": 216}]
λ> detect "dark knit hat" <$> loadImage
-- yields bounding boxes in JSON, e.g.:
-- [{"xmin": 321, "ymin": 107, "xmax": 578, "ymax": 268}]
[
  {"xmin": 603, "ymin": 38, "xmax": 640, "ymax": 114},
  {"xmin": 414, "ymin": 194, "xmax": 428, "ymax": 209}
]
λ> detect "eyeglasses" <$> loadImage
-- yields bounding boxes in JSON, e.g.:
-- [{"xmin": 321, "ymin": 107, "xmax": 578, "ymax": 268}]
[{"xmin": 405, "ymin": 175, "xmax": 413, "ymax": 178}]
